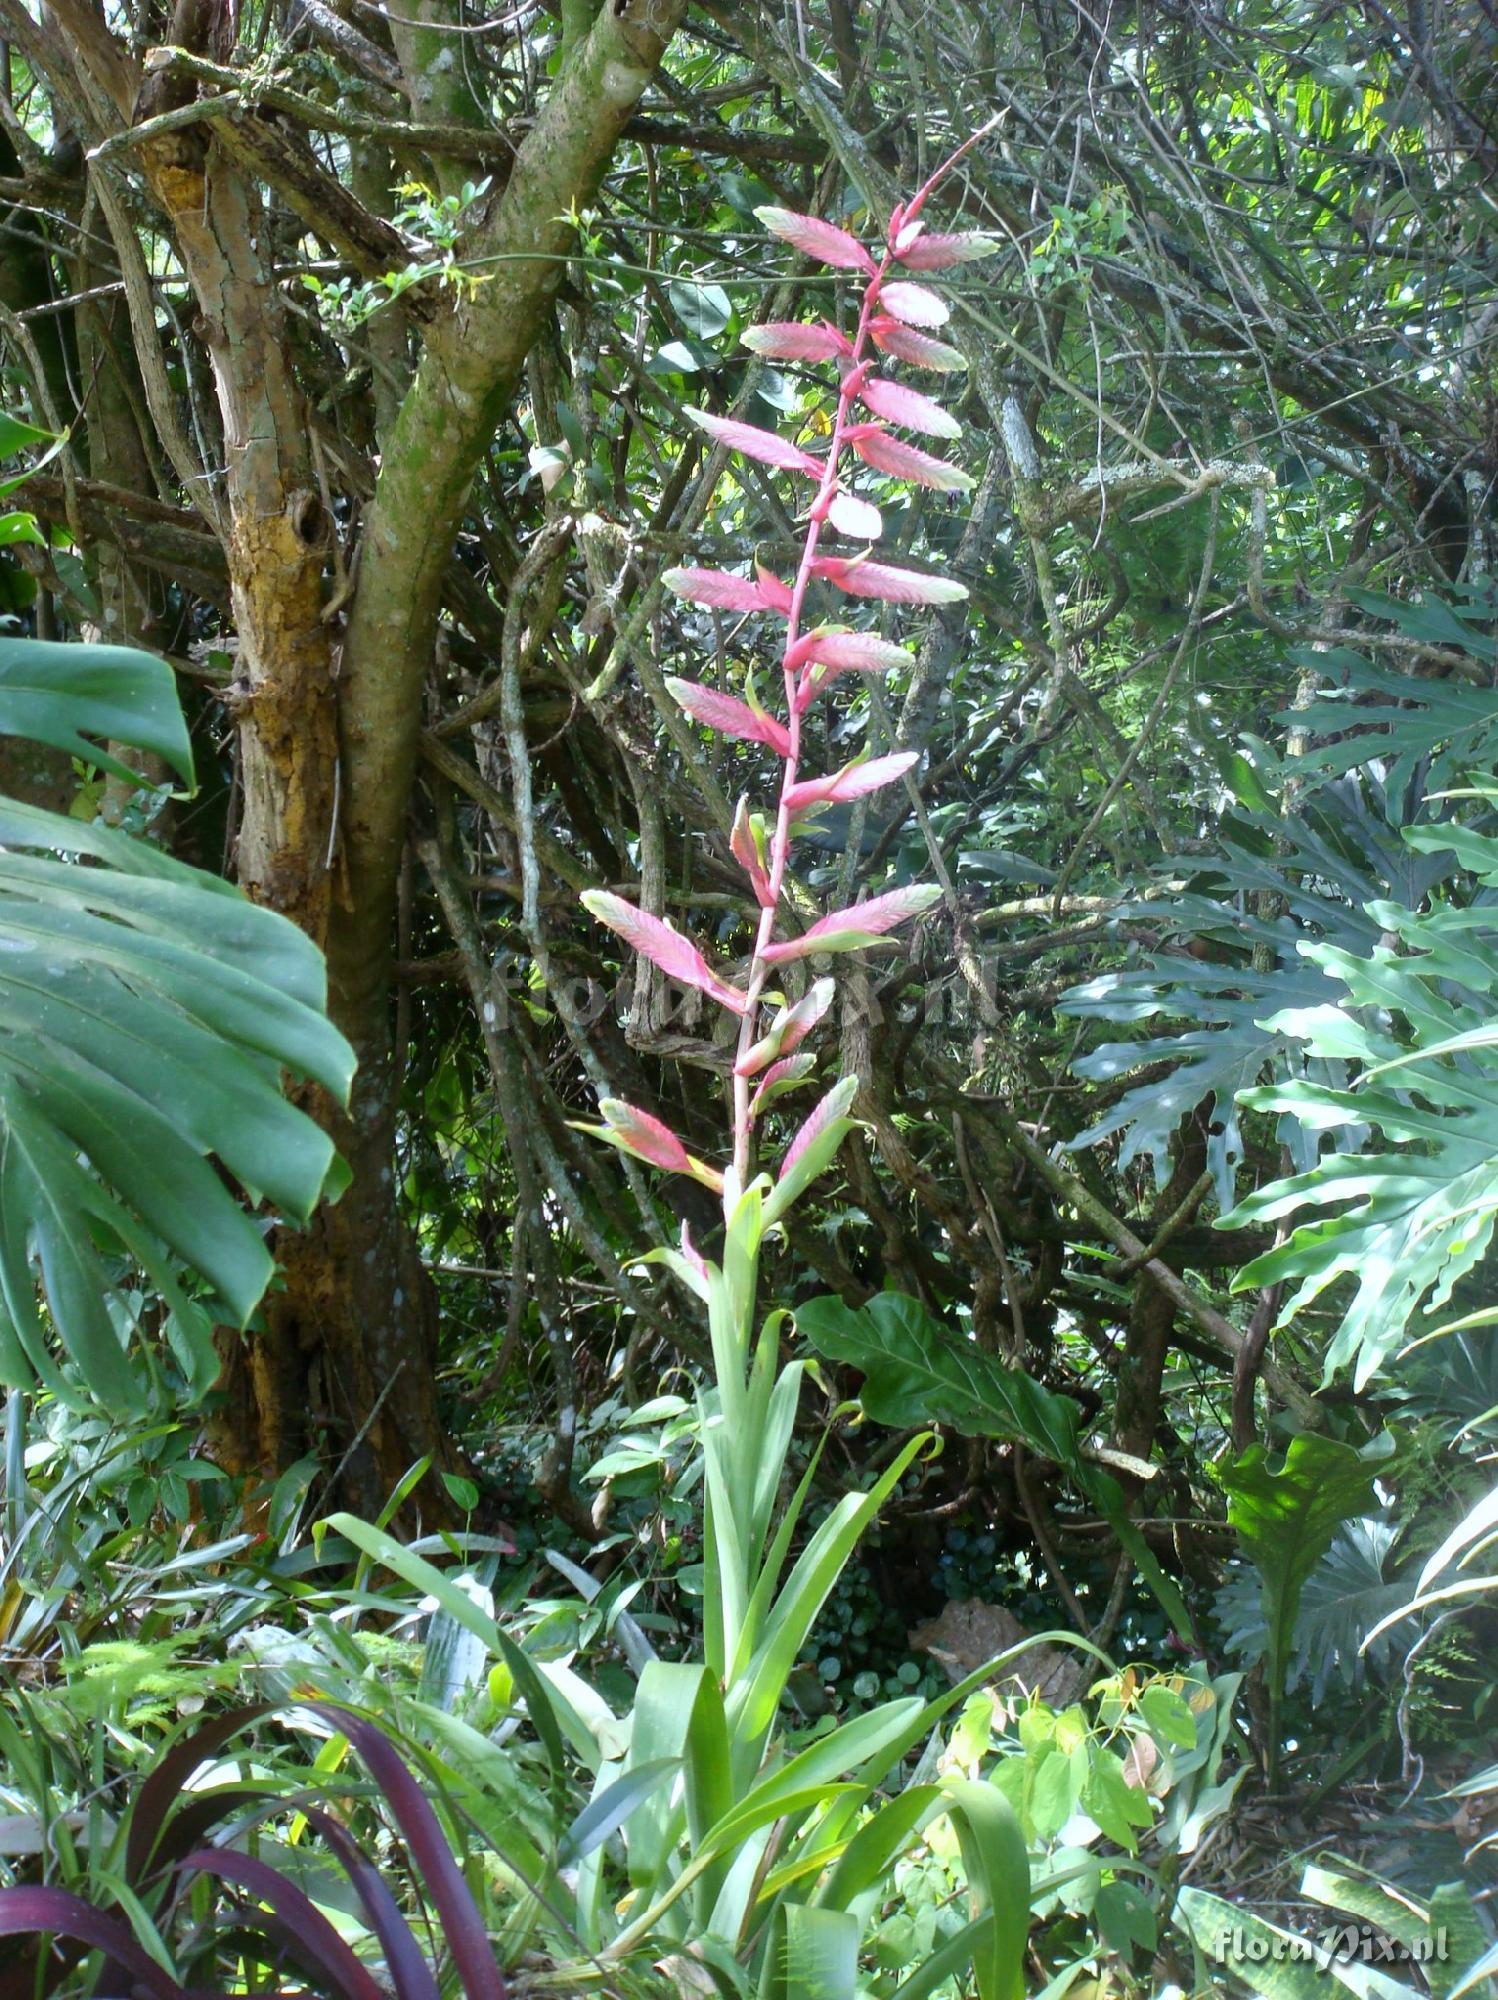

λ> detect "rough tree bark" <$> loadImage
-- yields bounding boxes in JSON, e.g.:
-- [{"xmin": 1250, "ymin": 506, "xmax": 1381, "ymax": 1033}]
[{"xmin": 6, "ymin": 0, "xmax": 685, "ymax": 1509}]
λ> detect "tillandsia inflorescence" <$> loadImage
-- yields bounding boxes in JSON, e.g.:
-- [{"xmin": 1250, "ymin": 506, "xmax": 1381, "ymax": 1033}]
[
  {"xmin": 580, "ymin": 133, "xmax": 996, "ymax": 1225},
  {"xmin": 560, "ymin": 147, "xmax": 1036, "ymax": 1997}
]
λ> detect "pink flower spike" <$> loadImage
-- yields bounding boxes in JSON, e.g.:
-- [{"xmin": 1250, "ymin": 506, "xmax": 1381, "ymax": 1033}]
[
  {"xmin": 852, "ymin": 429, "xmax": 976, "ymax": 492},
  {"xmin": 666, "ymin": 677, "xmax": 791, "ymax": 756},
  {"xmin": 828, "ymin": 489, "xmax": 884, "ymax": 540},
  {"xmin": 782, "ymin": 629, "xmax": 824, "ymax": 674},
  {"xmin": 896, "ymin": 231, "xmax": 1000, "ymax": 270},
  {"xmin": 684, "ymin": 406, "xmax": 822, "ymax": 476},
  {"xmin": 811, "ymin": 556, "xmax": 968, "ymax": 605},
  {"xmin": 870, "ymin": 321, "xmax": 967, "ymax": 372},
  {"xmin": 858, "ymin": 377, "xmax": 962, "ymax": 440},
  {"xmin": 581, "ymin": 890, "xmax": 749, "ymax": 1014},
  {"xmin": 740, "ymin": 321, "xmax": 853, "ymax": 361},
  {"xmin": 679, "ymin": 1220, "xmax": 710, "ymax": 1283},
  {"xmin": 778, "ymin": 976, "xmax": 835, "ymax": 1054},
  {"xmin": 778, "ymin": 1078, "xmax": 857, "ymax": 1184},
  {"xmin": 894, "ymin": 218, "xmax": 925, "ymax": 253},
  {"xmin": 877, "ymin": 280, "xmax": 951, "ymax": 327},
  {"xmin": 754, "ymin": 205, "xmax": 877, "ymax": 274},
  {"xmin": 733, "ymin": 975, "xmax": 835, "ymax": 1078},
  {"xmin": 601, "ymin": 1098, "xmax": 693, "ymax": 1172},
  {"xmin": 663, "ymin": 567, "xmax": 770, "ymax": 612},
  {"xmin": 755, "ymin": 563, "xmax": 795, "ymax": 614},
  {"xmin": 759, "ymin": 883, "xmax": 943, "ymax": 963},
  {"xmin": 784, "ymin": 750, "xmax": 919, "ymax": 813}
]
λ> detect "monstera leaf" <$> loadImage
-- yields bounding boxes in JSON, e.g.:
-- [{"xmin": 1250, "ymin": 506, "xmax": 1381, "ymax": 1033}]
[
  {"xmin": 1058, "ymin": 779, "xmax": 1446, "ymax": 1208},
  {"xmin": 1225, "ymin": 819, "xmax": 1498, "ymax": 1388},
  {"xmin": 0, "ymin": 634, "xmax": 353, "ymax": 1411}
]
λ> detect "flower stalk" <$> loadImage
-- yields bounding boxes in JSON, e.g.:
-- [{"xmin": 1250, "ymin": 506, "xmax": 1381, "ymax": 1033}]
[{"xmin": 577, "ymin": 140, "xmax": 994, "ymax": 1687}]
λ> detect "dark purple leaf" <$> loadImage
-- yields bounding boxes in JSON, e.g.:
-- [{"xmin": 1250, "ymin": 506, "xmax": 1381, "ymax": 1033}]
[
  {"xmin": 303, "ymin": 1809, "xmax": 439, "ymax": 2000},
  {"xmin": 0, "ymin": 1887, "xmax": 188, "ymax": 2000},
  {"xmin": 178, "ymin": 1849, "xmax": 387, "ymax": 2000},
  {"xmin": 126, "ymin": 1706, "xmax": 271, "ymax": 1884},
  {"xmin": 304, "ymin": 1706, "xmax": 509, "ymax": 2000}
]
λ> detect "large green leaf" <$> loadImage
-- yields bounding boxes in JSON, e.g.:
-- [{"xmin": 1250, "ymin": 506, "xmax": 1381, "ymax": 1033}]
[
  {"xmin": 1214, "ymin": 1432, "xmax": 1394, "ymax": 1784},
  {"xmin": 1282, "ymin": 590, "xmax": 1498, "ymax": 800},
  {"xmin": 797, "ymin": 1290, "xmax": 1089, "ymax": 1464},
  {"xmin": 795, "ymin": 1290, "xmax": 1190, "ymax": 1636},
  {"xmin": 1058, "ymin": 782, "xmax": 1444, "ymax": 1208},
  {"xmin": 1224, "ymin": 821, "xmax": 1498, "ymax": 1387},
  {"xmin": 0, "ymin": 636, "xmax": 194, "ymax": 787},
  {"xmin": 1217, "ymin": 1517, "xmax": 1413, "ymax": 1701},
  {"xmin": 0, "ymin": 641, "xmax": 352, "ymax": 1410}
]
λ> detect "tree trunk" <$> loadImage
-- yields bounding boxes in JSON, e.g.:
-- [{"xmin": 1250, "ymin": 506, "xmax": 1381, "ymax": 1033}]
[{"xmin": 6, "ymin": 0, "xmax": 683, "ymax": 1510}]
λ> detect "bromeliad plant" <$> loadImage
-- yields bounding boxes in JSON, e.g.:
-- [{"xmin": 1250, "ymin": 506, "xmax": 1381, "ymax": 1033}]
[
  {"xmin": 0, "ymin": 1700, "xmax": 511, "ymax": 1999},
  {"xmin": 554, "ymin": 139, "xmax": 1055, "ymax": 1996}
]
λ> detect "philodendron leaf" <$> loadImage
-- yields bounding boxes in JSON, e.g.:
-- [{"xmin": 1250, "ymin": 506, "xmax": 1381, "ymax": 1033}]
[
  {"xmin": 796, "ymin": 1290, "xmax": 1087, "ymax": 1464},
  {"xmin": 1213, "ymin": 1432, "xmax": 1397, "ymax": 1736},
  {"xmin": 1223, "ymin": 819, "xmax": 1498, "ymax": 1387},
  {"xmin": 794, "ymin": 1289, "xmax": 1191, "ymax": 1639}
]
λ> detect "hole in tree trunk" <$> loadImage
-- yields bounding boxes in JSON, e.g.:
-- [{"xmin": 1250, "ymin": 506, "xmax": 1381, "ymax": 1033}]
[{"xmin": 290, "ymin": 491, "xmax": 327, "ymax": 546}]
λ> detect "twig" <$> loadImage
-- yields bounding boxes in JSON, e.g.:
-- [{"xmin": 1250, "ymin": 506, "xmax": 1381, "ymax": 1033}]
[{"xmin": 978, "ymin": 1095, "xmax": 1322, "ymax": 1427}]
